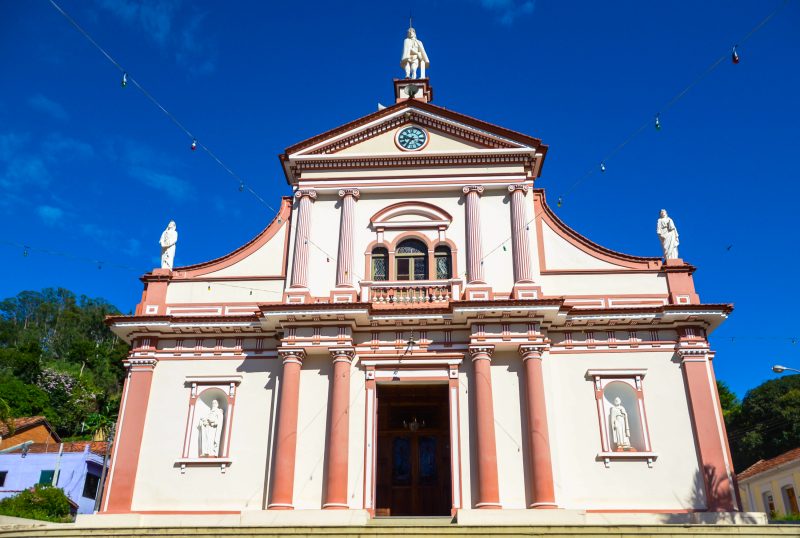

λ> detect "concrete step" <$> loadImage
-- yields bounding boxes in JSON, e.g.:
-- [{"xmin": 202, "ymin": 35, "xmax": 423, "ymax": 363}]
[{"xmin": 2, "ymin": 525, "xmax": 800, "ymax": 538}]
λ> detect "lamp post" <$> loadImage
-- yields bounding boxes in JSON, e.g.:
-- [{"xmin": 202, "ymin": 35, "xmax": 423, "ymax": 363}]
[{"xmin": 772, "ymin": 365, "xmax": 800, "ymax": 375}]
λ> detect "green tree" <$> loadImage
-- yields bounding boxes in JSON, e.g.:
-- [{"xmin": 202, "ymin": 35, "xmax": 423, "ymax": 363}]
[
  {"xmin": 727, "ymin": 375, "xmax": 800, "ymax": 472},
  {"xmin": 717, "ymin": 380, "xmax": 741, "ymax": 425},
  {"xmin": 0, "ymin": 484, "xmax": 73, "ymax": 522}
]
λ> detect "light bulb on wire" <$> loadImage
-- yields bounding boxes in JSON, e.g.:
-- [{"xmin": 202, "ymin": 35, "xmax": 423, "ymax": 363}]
[
  {"xmin": 557, "ymin": 196, "xmax": 563, "ymax": 208},
  {"xmin": 655, "ymin": 113, "xmax": 661, "ymax": 131},
  {"xmin": 191, "ymin": 139, "xmax": 197, "ymax": 151},
  {"xmin": 121, "ymin": 72, "xmax": 127, "ymax": 88},
  {"xmin": 600, "ymin": 162, "xmax": 606, "ymax": 173},
  {"xmin": 731, "ymin": 45, "xmax": 740, "ymax": 64}
]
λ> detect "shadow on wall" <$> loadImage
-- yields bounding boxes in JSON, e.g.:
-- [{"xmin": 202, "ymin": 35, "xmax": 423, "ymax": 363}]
[{"xmin": 661, "ymin": 464, "xmax": 742, "ymax": 524}]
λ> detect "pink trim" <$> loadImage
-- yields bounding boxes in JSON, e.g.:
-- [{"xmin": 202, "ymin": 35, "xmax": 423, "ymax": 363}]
[
  {"xmin": 449, "ymin": 377, "xmax": 464, "ymax": 512},
  {"xmin": 323, "ymin": 348, "xmax": 354, "ymax": 509},
  {"xmin": 370, "ymin": 200, "xmax": 454, "ymax": 225},
  {"xmin": 468, "ymin": 345, "xmax": 501, "ymax": 509},
  {"xmin": 533, "ymin": 190, "xmax": 662, "ymax": 271}
]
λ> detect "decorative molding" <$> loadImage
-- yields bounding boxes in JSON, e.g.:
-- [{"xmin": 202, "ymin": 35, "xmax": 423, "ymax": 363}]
[
  {"xmin": 507, "ymin": 183, "xmax": 529, "ymax": 194},
  {"xmin": 330, "ymin": 347, "xmax": 356, "ymax": 361},
  {"xmin": 277, "ymin": 348, "xmax": 306, "ymax": 363},
  {"xmin": 468, "ymin": 344, "xmax": 494, "ymax": 361},
  {"xmin": 462, "ymin": 185, "xmax": 485, "ymax": 195},
  {"xmin": 338, "ymin": 188, "xmax": 361, "ymax": 200},
  {"xmin": 294, "ymin": 189, "xmax": 318, "ymax": 200}
]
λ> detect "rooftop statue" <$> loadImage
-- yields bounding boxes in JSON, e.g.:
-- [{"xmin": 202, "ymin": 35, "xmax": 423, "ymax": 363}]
[
  {"xmin": 159, "ymin": 220, "xmax": 178, "ymax": 270},
  {"xmin": 656, "ymin": 209, "xmax": 679, "ymax": 260},
  {"xmin": 401, "ymin": 27, "xmax": 429, "ymax": 80}
]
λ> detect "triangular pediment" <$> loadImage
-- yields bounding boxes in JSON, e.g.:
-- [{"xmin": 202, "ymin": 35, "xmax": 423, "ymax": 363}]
[{"xmin": 280, "ymin": 99, "xmax": 547, "ymax": 184}]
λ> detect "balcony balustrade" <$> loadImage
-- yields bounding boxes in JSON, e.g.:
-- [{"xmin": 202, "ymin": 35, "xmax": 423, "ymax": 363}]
[{"xmin": 362, "ymin": 280, "xmax": 461, "ymax": 306}]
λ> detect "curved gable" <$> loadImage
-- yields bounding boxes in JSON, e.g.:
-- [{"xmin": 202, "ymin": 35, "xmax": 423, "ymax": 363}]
[
  {"xmin": 534, "ymin": 190, "xmax": 662, "ymax": 271},
  {"xmin": 171, "ymin": 196, "xmax": 292, "ymax": 278}
]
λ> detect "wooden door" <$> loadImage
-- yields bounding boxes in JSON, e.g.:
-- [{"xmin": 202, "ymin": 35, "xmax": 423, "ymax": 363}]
[{"xmin": 375, "ymin": 385, "xmax": 451, "ymax": 516}]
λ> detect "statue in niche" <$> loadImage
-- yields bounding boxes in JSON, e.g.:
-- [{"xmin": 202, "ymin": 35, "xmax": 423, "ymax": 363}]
[
  {"xmin": 609, "ymin": 397, "xmax": 632, "ymax": 451},
  {"xmin": 401, "ymin": 27, "xmax": 429, "ymax": 79},
  {"xmin": 656, "ymin": 209, "xmax": 679, "ymax": 260},
  {"xmin": 159, "ymin": 220, "xmax": 178, "ymax": 270},
  {"xmin": 199, "ymin": 399, "xmax": 224, "ymax": 457}
]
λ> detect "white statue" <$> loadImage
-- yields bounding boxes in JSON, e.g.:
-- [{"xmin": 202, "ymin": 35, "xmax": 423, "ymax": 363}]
[
  {"xmin": 199, "ymin": 399, "xmax": 224, "ymax": 457},
  {"xmin": 656, "ymin": 209, "xmax": 679, "ymax": 260},
  {"xmin": 159, "ymin": 220, "xmax": 178, "ymax": 269},
  {"xmin": 401, "ymin": 27, "xmax": 429, "ymax": 79},
  {"xmin": 609, "ymin": 397, "xmax": 632, "ymax": 450}
]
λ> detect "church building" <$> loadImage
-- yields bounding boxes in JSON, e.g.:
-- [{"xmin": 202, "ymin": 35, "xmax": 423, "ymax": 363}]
[{"xmin": 96, "ymin": 28, "xmax": 746, "ymax": 525}]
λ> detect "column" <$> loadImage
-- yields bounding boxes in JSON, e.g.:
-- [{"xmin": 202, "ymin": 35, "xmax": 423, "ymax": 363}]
[
  {"xmin": 268, "ymin": 348, "xmax": 306, "ymax": 510},
  {"xmin": 290, "ymin": 189, "xmax": 317, "ymax": 288},
  {"xmin": 336, "ymin": 189, "xmax": 360, "ymax": 287},
  {"xmin": 678, "ymin": 347, "xmax": 738, "ymax": 511},
  {"xmin": 507, "ymin": 184, "xmax": 533, "ymax": 283},
  {"xmin": 323, "ymin": 347, "xmax": 355, "ymax": 509},
  {"xmin": 468, "ymin": 344, "xmax": 501, "ymax": 509},
  {"xmin": 519, "ymin": 345, "xmax": 557, "ymax": 509},
  {"xmin": 462, "ymin": 185, "xmax": 485, "ymax": 284},
  {"xmin": 102, "ymin": 356, "xmax": 157, "ymax": 512}
]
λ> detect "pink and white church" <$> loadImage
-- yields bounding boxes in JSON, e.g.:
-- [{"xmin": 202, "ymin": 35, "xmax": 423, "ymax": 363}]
[{"xmin": 93, "ymin": 31, "xmax": 756, "ymax": 526}]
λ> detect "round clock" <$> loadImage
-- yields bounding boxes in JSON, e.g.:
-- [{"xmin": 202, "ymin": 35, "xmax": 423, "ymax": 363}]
[{"xmin": 396, "ymin": 126, "xmax": 428, "ymax": 151}]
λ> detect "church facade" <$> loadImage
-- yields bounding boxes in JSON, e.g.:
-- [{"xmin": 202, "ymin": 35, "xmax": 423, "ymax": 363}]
[{"xmin": 98, "ymin": 69, "xmax": 742, "ymax": 522}]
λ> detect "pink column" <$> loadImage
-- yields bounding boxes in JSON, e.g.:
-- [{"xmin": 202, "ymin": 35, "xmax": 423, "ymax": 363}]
[
  {"xmin": 268, "ymin": 348, "xmax": 306, "ymax": 510},
  {"xmin": 102, "ymin": 356, "xmax": 156, "ymax": 512},
  {"xmin": 335, "ymin": 189, "xmax": 360, "ymax": 288},
  {"xmin": 519, "ymin": 345, "xmax": 557, "ymax": 509},
  {"xmin": 290, "ymin": 189, "xmax": 317, "ymax": 288},
  {"xmin": 678, "ymin": 347, "xmax": 738, "ymax": 511},
  {"xmin": 468, "ymin": 344, "xmax": 502, "ymax": 509},
  {"xmin": 507, "ymin": 184, "xmax": 533, "ymax": 283},
  {"xmin": 323, "ymin": 347, "xmax": 355, "ymax": 509},
  {"xmin": 462, "ymin": 185, "xmax": 486, "ymax": 284}
]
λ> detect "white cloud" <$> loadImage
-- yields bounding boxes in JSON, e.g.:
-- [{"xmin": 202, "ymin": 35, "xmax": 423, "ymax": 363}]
[
  {"xmin": 43, "ymin": 134, "xmax": 95, "ymax": 160},
  {"xmin": 28, "ymin": 94, "xmax": 69, "ymax": 121},
  {"xmin": 129, "ymin": 166, "xmax": 192, "ymax": 200},
  {"xmin": 36, "ymin": 205, "xmax": 65, "ymax": 226},
  {"xmin": 477, "ymin": 0, "xmax": 536, "ymax": 25}
]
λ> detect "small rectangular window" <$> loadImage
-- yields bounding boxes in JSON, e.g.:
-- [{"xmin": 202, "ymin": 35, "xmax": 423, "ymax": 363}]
[
  {"xmin": 82, "ymin": 473, "xmax": 100, "ymax": 499},
  {"xmin": 38, "ymin": 470, "xmax": 55, "ymax": 485},
  {"xmin": 0, "ymin": 471, "xmax": 7, "ymax": 487},
  {"xmin": 397, "ymin": 258, "xmax": 411, "ymax": 280}
]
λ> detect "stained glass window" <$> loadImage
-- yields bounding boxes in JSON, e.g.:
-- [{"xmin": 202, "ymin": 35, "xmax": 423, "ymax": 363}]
[
  {"xmin": 434, "ymin": 246, "xmax": 451, "ymax": 279},
  {"xmin": 392, "ymin": 437, "xmax": 411, "ymax": 484},
  {"xmin": 372, "ymin": 247, "xmax": 388, "ymax": 281},
  {"xmin": 419, "ymin": 436, "xmax": 437, "ymax": 482}
]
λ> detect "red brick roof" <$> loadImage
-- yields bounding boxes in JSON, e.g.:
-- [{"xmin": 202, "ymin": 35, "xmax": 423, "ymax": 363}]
[
  {"xmin": 3, "ymin": 441, "xmax": 109, "ymax": 457},
  {"xmin": 737, "ymin": 447, "xmax": 800, "ymax": 481},
  {"xmin": 0, "ymin": 416, "xmax": 60, "ymax": 442}
]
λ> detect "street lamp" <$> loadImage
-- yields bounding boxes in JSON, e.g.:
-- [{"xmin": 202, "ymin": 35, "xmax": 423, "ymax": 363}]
[{"xmin": 772, "ymin": 365, "xmax": 800, "ymax": 374}]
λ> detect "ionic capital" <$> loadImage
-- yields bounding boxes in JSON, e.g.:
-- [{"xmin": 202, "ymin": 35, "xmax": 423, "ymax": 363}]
[
  {"xmin": 462, "ymin": 185, "xmax": 485, "ymax": 196},
  {"xmin": 338, "ymin": 188, "xmax": 360, "ymax": 200},
  {"xmin": 278, "ymin": 348, "xmax": 307, "ymax": 364},
  {"xmin": 330, "ymin": 347, "xmax": 356, "ymax": 362},
  {"xmin": 295, "ymin": 189, "xmax": 318, "ymax": 201},
  {"xmin": 507, "ymin": 184, "xmax": 529, "ymax": 194},
  {"xmin": 468, "ymin": 344, "xmax": 495, "ymax": 362},
  {"xmin": 519, "ymin": 344, "xmax": 548, "ymax": 361}
]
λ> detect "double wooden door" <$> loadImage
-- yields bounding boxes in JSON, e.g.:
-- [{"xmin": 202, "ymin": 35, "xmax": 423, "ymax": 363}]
[{"xmin": 375, "ymin": 384, "xmax": 451, "ymax": 516}]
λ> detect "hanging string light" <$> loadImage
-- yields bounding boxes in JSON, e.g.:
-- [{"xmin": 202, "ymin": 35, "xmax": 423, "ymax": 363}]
[
  {"xmin": 557, "ymin": 196, "xmax": 563, "ymax": 208},
  {"xmin": 191, "ymin": 139, "xmax": 197, "ymax": 151},
  {"xmin": 600, "ymin": 162, "xmax": 606, "ymax": 173},
  {"xmin": 120, "ymin": 72, "xmax": 127, "ymax": 88},
  {"xmin": 238, "ymin": 181, "xmax": 244, "ymax": 192},
  {"xmin": 732, "ymin": 45, "xmax": 740, "ymax": 64},
  {"xmin": 22, "ymin": 246, "xmax": 29, "ymax": 257},
  {"xmin": 654, "ymin": 113, "xmax": 662, "ymax": 131}
]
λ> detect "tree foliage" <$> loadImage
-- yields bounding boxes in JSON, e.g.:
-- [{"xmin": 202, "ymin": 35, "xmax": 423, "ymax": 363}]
[
  {"xmin": 0, "ymin": 288, "xmax": 127, "ymax": 438},
  {"xmin": 726, "ymin": 375, "xmax": 800, "ymax": 472},
  {"xmin": 0, "ymin": 484, "xmax": 73, "ymax": 522}
]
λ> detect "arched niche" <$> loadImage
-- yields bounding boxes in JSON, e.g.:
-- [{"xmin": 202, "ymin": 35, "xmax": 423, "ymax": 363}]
[
  {"xmin": 603, "ymin": 381, "xmax": 645, "ymax": 452},
  {"xmin": 189, "ymin": 387, "xmax": 229, "ymax": 458}
]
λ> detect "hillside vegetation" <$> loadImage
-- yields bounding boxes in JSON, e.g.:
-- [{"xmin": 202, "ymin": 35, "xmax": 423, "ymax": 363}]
[{"xmin": 0, "ymin": 288, "xmax": 127, "ymax": 439}]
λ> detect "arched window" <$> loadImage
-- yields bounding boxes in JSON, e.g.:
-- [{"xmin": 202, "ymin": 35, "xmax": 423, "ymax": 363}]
[
  {"xmin": 371, "ymin": 247, "xmax": 388, "ymax": 281},
  {"xmin": 396, "ymin": 239, "xmax": 428, "ymax": 281},
  {"xmin": 434, "ymin": 245, "xmax": 452, "ymax": 280}
]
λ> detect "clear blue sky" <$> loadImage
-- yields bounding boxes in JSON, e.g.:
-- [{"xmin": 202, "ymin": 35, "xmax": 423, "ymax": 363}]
[{"xmin": 1, "ymin": 1, "xmax": 798, "ymax": 397}]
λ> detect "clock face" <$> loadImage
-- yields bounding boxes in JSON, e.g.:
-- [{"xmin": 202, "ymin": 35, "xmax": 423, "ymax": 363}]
[{"xmin": 397, "ymin": 126, "xmax": 427, "ymax": 151}]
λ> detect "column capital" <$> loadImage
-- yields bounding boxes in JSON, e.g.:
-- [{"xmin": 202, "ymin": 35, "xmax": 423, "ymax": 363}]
[
  {"xmin": 338, "ymin": 188, "xmax": 360, "ymax": 200},
  {"xmin": 295, "ymin": 189, "xmax": 318, "ymax": 201},
  {"xmin": 519, "ymin": 344, "xmax": 549, "ymax": 360},
  {"xmin": 330, "ymin": 347, "xmax": 356, "ymax": 362},
  {"xmin": 507, "ymin": 183, "xmax": 529, "ymax": 194},
  {"xmin": 278, "ymin": 348, "xmax": 307, "ymax": 364},
  {"xmin": 462, "ymin": 185, "xmax": 485, "ymax": 196},
  {"xmin": 468, "ymin": 344, "xmax": 495, "ymax": 361},
  {"xmin": 676, "ymin": 347, "xmax": 713, "ymax": 363}
]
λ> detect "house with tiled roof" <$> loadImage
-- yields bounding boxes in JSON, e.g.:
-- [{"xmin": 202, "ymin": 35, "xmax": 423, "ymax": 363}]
[
  {"xmin": 737, "ymin": 447, "xmax": 800, "ymax": 516},
  {"xmin": 0, "ymin": 440, "xmax": 109, "ymax": 514},
  {"xmin": 0, "ymin": 416, "xmax": 60, "ymax": 450}
]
